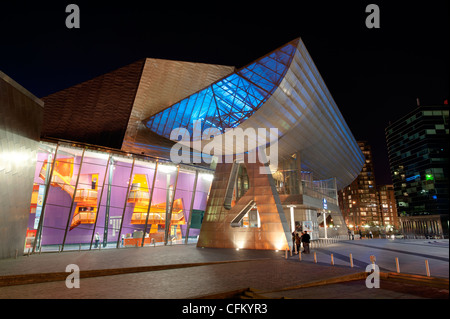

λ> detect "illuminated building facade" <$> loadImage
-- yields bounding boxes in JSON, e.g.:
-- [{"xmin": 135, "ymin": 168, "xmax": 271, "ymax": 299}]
[
  {"xmin": 386, "ymin": 104, "xmax": 449, "ymax": 238},
  {"xmin": 1, "ymin": 37, "xmax": 365, "ymax": 257},
  {"xmin": 144, "ymin": 38, "xmax": 364, "ymax": 250},
  {"xmin": 23, "ymin": 57, "xmax": 232, "ymax": 253},
  {"xmin": 376, "ymin": 184, "xmax": 399, "ymax": 229},
  {"xmin": 338, "ymin": 142, "xmax": 380, "ymax": 231}
]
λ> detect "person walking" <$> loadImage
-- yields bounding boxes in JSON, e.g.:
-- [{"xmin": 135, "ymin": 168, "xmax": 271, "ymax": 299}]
[
  {"xmin": 301, "ymin": 231, "xmax": 310, "ymax": 254},
  {"xmin": 295, "ymin": 233, "xmax": 301, "ymax": 254},
  {"xmin": 94, "ymin": 232, "xmax": 100, "ymax": 248},
  {"xmin": 291, "ymin": 231, "xmax": 296, "ymax": 254}
]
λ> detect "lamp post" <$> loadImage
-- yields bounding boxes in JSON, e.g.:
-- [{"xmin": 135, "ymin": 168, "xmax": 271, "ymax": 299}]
[
  {"xmin": 287, "ymin": 205, "xmax": 296, "ymax": 233},
  {"xmin": 322, "ymin": 198, "xmax": 328, "ymax": 239}
]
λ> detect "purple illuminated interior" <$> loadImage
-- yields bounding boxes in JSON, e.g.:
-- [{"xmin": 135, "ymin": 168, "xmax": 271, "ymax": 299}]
[{"xmin": 27, "ymin": 150, "xmax": 211, "ymax": 247}]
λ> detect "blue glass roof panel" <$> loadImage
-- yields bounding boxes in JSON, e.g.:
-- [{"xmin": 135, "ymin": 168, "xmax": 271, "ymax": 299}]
[{"xmin": 145, "ymin": 41, "xmax": 298, "ymax": 140}]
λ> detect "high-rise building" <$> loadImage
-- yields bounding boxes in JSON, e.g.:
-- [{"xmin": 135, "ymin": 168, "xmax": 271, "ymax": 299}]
[
  {"xmin": 376, "ymin": 185, "xmax": 399, "ymax": 229},
  {"xmin": 338, "ymin": 141, "xmax": 380, "ymax": 231},
  {"xmin": 385, "ymin": 104, "xmax": 449, "ymax": 238}
]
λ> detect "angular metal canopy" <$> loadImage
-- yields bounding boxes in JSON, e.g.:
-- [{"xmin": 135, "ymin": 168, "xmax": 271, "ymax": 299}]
[{"xmin": 144, "ymin": 38, "xmax": 364, "ymax": 189}]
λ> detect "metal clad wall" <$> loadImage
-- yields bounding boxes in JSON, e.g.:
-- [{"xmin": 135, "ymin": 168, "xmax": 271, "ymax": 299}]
[
  {"xmin": 177, "ymin": 38, "xmax": 364, "ymax": 189},
  {"xmin": 0, "ymin": 71, "xmax": 43, "ymax": 259},
  {"xmin": 41, "ymin": 60, "xmax": 145, "ymax": 149},
  {"xmin": 237, "ymin": 38, "xmax": 364, "ymax": 189}
]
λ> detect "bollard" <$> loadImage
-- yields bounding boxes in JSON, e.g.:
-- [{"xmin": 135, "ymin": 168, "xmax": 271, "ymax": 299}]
[
  {"xmin": 425, "ymin": 260, "xmax": 431, "ymax": 277},
  {"xmin": 15, "ymin": 249, "xmax": 18, "ymax": 259},
  {"xmin": 58, "ymin": 245, "xmax": 61, "ymax": 253},
  {"xmin": 285, "ymin": 248, "xmax": 288, "ymax": 259},
  {"xmin": 314, "ymin": 252, "xmax": 317, "ymax": 263},
  {"xmin": 299, "ymin": 250, "xmax": 302, "ymax": 261},
  {"xmin": 331, "ymin": 253, "xmax": 334, "ymax": 265},
  {"xmin": 79, "ymin": 244, "xmax": 82, "ymax": 252},
  {"xmin": 395, "ymin": 257, "xmax": 400, "ymax": 273},
  {"xmin": 349, "ymin": 253, "xmax": 354, "ymax": 268},
  {"xmin": 39, "ymin": 245, "xmax": 42, "ymax": 254}
]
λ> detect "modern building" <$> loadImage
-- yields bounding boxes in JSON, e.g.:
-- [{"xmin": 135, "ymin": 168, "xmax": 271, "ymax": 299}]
[
  {"xmin": 143, "ymin": 38, "xmax": 365, "ymax": 250},
  {"xmin": 338, "ymin": 141, "xmax": 380, "ymax": 232},
  {"xmin": 385, "ymin": 104, "xmax": 449, "ymax": 238},
  {"xmin": 1, "ymin": 37, "xmax": 365, "ymax": 258},
  {"xmin": 376, "ymin": 184, "xmax": 399, "ymax": 229}
]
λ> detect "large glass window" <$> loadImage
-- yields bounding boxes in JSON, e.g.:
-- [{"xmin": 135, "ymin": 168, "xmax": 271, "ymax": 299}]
[
  {"xmin": 63, "ymin": 149, "xmax": 110, "ymax": 250},
  {"xmin": 26, "ymin": 142, "xmax": 214, "ymax": 252},
  {"xmin": 39, "ymin": 145, "xmax": 83, "ymax": 251},
  {"xmin": 122, "ymin": 160, "xmax": 156, "ymax": 247},
  {"xmin": 26, "ymin": 143, "xmax": 58, "ymax": 252},
  {"xmin": 188, "ymin": 172, "xmax": 214, "ymax": 242},
  {"xmin": 171, "ymin": 168, "xmax": 196, "ymax": 245},
  {"xmin": 95, "ymin": 156, "xmax": 134, "ymax": 249}
]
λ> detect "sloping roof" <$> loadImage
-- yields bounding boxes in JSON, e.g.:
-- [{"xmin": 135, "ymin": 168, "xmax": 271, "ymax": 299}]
[
  {"xmin": 121, "ymin": 58, "xmax": 235, "ymax": 155},
  {"xmin": 141, "ymin": 38, "xmax": 364, "ymax": 188},
  {"xmin": 41, "ymin": 59, "xmax": 145, "ymax": 149}
]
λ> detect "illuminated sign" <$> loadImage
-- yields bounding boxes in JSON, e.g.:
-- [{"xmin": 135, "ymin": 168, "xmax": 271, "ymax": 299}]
[
  {"xmin": 405, "ymin": 174, "xmax": 420, "ymax": 182},
  {"xmin": 323, "ymin": 198, "xmax": 327, "ymax": 210},
  {"xmin": 425, "ymin": 174, "xmax": 434, "ymax": 181}
]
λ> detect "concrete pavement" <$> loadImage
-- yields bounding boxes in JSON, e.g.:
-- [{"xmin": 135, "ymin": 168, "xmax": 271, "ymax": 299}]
[{"xmin": 0, "ymin": 239, "xmax": 447, "ymax": 300}]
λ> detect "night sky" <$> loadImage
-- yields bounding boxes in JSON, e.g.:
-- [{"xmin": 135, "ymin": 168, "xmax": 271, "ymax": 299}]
[{"xmin": 1, "ymin": 1, "xmax": 448, "ymax": 186}]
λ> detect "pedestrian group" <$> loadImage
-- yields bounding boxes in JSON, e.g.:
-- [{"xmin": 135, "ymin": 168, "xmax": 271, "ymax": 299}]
[{"xmin": 292, "ymin": 230, "xmax": 311, "ymax": 254}]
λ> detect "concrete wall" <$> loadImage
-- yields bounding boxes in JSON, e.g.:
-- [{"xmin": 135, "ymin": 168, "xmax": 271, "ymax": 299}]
[{"xmin": 0, "ymin": 71, "xmax": 43, "ymax": 259}]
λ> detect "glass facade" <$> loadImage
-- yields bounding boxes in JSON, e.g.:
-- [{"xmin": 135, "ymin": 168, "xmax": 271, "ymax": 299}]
[
  {"xmin": 145, "ymin": 41, "xmax": 298, "ymax": 140},
  {"xmin": 385, "ymin": 105, "xmax": 449, "ymax": 237},
  {"xmin": 25, "ymin": 141, "xmax": 213, "ymax": 253},
  {"xmin": 385, "ymin": 106, "xmax": 449, "ymax": 217}
]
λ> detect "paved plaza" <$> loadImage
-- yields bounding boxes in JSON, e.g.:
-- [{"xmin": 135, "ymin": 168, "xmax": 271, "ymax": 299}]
[{"xmin": 0, "ymin": 239, "xmax": 447, "ymax": 300}]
